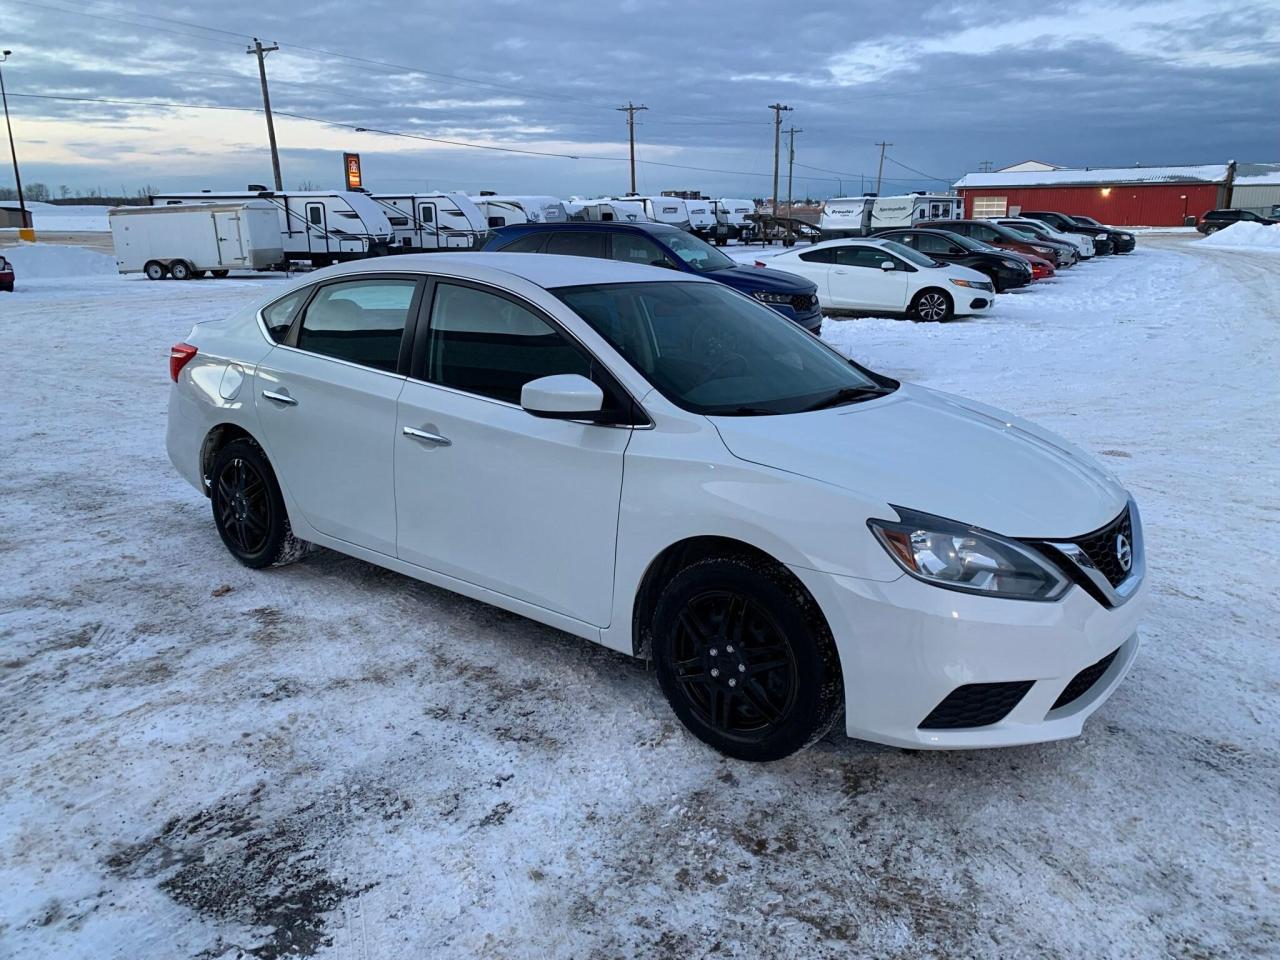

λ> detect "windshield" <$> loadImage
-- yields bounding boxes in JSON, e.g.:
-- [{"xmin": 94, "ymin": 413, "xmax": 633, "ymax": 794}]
[
  {"xmin": 1073, "ymin": 216, "xmax": 1102, "ymax": 227},
  {"xmin": 660, "ymin": 231, "xmax": 737, "ymax": 273},
  {"xmin": 879, "ymin": 239, "xmax": 939, "ymax": 268},
  {"xmin": 554, "ymin": 281, "xmax": 894, "ymax": 416},
  {"xmin": 945, "ymin": 232, "xmax": 996, "ymax": 253}
]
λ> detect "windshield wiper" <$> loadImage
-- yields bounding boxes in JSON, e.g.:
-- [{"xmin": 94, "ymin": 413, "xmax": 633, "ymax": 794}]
[
  {"xmin": 716, "ymin": 406, "xmax": 782, "ymax": 416},
  {"xmin": 804, "ymin": 386, "xmax": 884, "ymax": 412}
]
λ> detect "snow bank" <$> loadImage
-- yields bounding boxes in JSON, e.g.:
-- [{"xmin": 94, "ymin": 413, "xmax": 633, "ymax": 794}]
[
  {"xmin": 1198, "ymin": 221, "xmax": 1280, "ymax": 250},
  {"xmin": 14, "ymin": 201, "xmax": 112, "ymax": 232},
  {"xmin": 2, "ymin": 242, "xmax": 117, "ymax": 278}
]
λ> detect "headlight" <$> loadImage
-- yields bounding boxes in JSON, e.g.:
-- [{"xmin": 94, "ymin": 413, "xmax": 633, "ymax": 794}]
[
  {"xmin": 1000, "ymin": 258, "xmax": 1024, "ymax": 269},
  {"xmin": 1120, "ymin": 233, "xmax": 1132, "ymax": 240},
  {"xmin": 1033, "ymin": 245, "xmax": 1054, "ymax": 255},
  {"xmin": 949, "ymin": 278, "xmax": 989, "ymax": 290},
  {"xmin": 868, "ymin": 508, "xmax": 1070, "ymax": 601},
  {"xmin": 1096, "ymin": 233, "xmax": 1107, "ymax": 240},
  {"xmin": 751, "ymin": 290, "xmax": 793, "ymax": 305}
]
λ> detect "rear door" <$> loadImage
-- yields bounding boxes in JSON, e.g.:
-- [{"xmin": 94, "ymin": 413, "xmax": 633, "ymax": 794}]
[
  {"xmin": 255, "ymin": 275, "xmax": 423, "ymax": 556},
  {"xmin": 214, "ymin": 210, "xmax": 245, "ymax": 266},
  {"xmin": 545, "ymin": 231, "xmax": 610, "ymax": 259}
]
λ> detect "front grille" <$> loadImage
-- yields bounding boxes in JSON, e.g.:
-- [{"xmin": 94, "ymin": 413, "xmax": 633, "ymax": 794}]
[
  {"xmin": 792, "ymin": 292, "xmax": 820, "ymax": 312},
  {"xmin": 919, "ymin": 680, "xmax": 1034, "ymax": 730},
  {"xmin": 1052, "ymin": 648, "xmax": 1119, "ymax": 710},
  {"xmin": 1074, "ymin": 508, "xmax": 1133, "ymax": 588}
]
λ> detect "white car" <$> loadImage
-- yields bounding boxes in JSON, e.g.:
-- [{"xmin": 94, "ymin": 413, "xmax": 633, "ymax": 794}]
[
  {"xmin": 167, "ymin": 254, "xmax": 1146, "ymax": 761},
  {"xmin": 765, "ymin": 238, "xmax": 996, "ymax": 322},
  {"xmin": 996, "ymin": 218, "xmax": 1095, "ymax": 258}
]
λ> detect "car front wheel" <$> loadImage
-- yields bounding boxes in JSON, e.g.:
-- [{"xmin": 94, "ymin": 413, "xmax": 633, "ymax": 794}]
[
  {"xmin": 652, "ymin": 555, "xmax": 843, "ymax": 761},
  {"xmin": 911, "ymin": 288, "xmax": 954, "ymax": 322},
  {"xmin": 210, "ymin": 439, "xmax": 308, "ymax": 569}
]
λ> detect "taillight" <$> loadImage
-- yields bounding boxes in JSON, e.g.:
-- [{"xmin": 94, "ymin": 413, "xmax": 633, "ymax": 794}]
[{"xmin": 170, "ymin": 343, "xmax": 198, "ymax": 382}]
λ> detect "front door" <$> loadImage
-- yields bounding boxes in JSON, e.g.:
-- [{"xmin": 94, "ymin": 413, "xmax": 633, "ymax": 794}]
[
  {"xmin": 829, "ymin": 246, "xmax": 910, "ymax": 310},
  {"xmin": 255, "ymin": 275, "xmax": 422, "ymax": 556},
  {"xmin": 417, "ymin": 202, "xmax": 438, "ymax": 250},
  {"xmin": 394, "ymin": 280, "xmax": 630, "ymax": 627},
  {"xmin": 305, "ymin": 202, "xmax": 329, "ymax": 255}
]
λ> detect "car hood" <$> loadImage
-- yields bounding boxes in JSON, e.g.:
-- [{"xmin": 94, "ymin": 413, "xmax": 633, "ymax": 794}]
[
  {"xmin": 708, "ymin": 263, "xmax": 815, "ymax": 294},
  {"xmin": 710, "ymin": 383, "xmax": 1127, "ymax": 538}
]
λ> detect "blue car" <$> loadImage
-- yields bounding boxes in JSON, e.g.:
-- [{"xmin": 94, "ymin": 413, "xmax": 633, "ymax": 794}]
[{"xmin": 481, "ymin": 221, "xmax": 822, "ymax": 333}]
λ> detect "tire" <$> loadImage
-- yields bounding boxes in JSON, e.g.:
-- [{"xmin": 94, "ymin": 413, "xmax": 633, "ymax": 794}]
[
  {"xmin": 911, "ymin": 288, "xmax": 953, "ymax": 323},
  {"xmin": 1, "ymin": 283, "xmax": 12, "ymax": 293},
  {"xmin": 210, "ymin": 439, "xmax": 309, "ymax": 569},
  {"xmin": 651, "ymin": 555, "xmax": 843, "ymax": 762},
  {"xmin": 211, "ymin": 269, "xmax": 230, "ymax": 278},
  {"xmin": 169, "ymin": 260, "xmax": 193, "ymax": 280},
  {"xmin": 144, "ymin": 261, "xmax": 167, "ymax": 281}
]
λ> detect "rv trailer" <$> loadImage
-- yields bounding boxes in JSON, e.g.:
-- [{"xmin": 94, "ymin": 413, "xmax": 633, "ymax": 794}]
[
  {"xmin": 368, "ymin": 192, "xmax": 487, "ymax": 251},
  {"xmin": 151, "ymin": 190, "xmax": 395, "ymax": 266}
]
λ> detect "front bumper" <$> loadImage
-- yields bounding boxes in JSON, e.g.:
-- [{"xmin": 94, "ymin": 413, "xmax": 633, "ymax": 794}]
[
  {"xmin": 791, "ymin": 564, "xmax": 1147, "ymax": 749},
  {"xmin": 766, "ymin": 299, "xmax": 823, "ymax": 333}
]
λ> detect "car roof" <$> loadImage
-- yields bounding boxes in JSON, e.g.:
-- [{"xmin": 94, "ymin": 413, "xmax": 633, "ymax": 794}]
[
  {"xmin": 494, "ymin": 220, "xmax": 682, "ymax": 236},
  {"xmin": 794, "ymin": 237, "xmax": 897, "ymax": 253},
  {"xmin": 296, "ymin": 251, "xmax": 710, "ymax": 289}
]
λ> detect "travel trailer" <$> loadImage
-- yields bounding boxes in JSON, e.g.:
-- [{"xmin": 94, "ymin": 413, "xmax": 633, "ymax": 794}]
[
  {"xmin": 470, "ymin": 195, "xmax": 568, "ymax": 229},
  {"xmin": 564, "ymin": 197, "xmax": 650, "ymax": 223},
  {"xmin": 368, "ymin": 192, "xmax": 487, "ymax": 251},
  {"xmin": 711, "ymin": 198, "xmax": 756, "ymax": 243},
  {"xmin": 110, "ymin": 201, "xmax": 284, "ymax": 279},
  {"xmin": 820, "ymin": 194, "xmax": 965, "ymax": 238},
  {"xmin": 608, "ymin": 196, "xmax": 691, "ymax": 230},
  {"xmin": 683, "ymin": 198, "xmax": 717, "ymax": 239},
  {"xmin": 151, "ymin": 190, "xmax": 394, "ymax": 266}
]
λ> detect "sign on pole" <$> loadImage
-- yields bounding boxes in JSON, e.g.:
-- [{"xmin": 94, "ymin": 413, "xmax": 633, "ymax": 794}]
[{"xmin": 343, "ymin": 152, "xmax": 362, "ymax": 190}]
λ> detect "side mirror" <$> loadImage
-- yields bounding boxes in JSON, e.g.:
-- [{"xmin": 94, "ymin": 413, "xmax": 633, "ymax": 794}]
[
  {"xmin": 879, "ymin": 260, "xmax": 896, "ymax": 271},
  {"xmin": 521, "ymin": 374, "xmax": 605, "ymax": 420}
]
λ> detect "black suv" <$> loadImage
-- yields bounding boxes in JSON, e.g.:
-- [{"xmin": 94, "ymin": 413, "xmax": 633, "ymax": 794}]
[
  {"xmin": 1066, "ymin": 215, "xmax": 1136, "ymax": 254},
  {"xmin": 1021, "ymin": 210, "xmax": 1125, "ymax": 255},
  {"xmin": 874, "ymin": 228, "xmax": 1033, "ymax": 292},
  {"xmin": 1197, "ymin": 208, "xmax": 1278, "ymax": 235}
]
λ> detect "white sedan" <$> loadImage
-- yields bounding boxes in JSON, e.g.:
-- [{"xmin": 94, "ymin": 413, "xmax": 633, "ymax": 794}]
[
  {"xmin": 765, "ymin": 238, "xmax": 996, "ymax": 322},
  {"xmin": 167, "ymin": 254, "xmax": 1145, "ymax": 761}
]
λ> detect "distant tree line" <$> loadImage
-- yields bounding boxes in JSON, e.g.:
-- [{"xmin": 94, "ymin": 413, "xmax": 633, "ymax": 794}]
[{"xmin": 0, "ymin": 183, "xmax": 157, "ymax": 206}]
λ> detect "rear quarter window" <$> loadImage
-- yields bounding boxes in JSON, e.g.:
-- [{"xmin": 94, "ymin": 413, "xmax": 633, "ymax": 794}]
[{"xmin": 261, "ymin": 289, "xmax": 309, "ymax": 342}]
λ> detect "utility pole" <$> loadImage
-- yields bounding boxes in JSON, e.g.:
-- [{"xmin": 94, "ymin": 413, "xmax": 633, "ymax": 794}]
[
  {"xmin": 785, "ymin": 126, "xmax": 802, "ymax": 244},
  {"xmin": 979, "ymin": 160, "xmax": 993, "ymax": 173},
  {"xmin": 247, "ymin": 38, "xmax": 283, "ymax": 192},
  {"xmin": 0, "ymin": 50, "xmax": 30, "ymax": 240},
  {"xmin": 874, "ymin": 140, "xmax": 893, "ymax": 195},
  {"xmin": 769, "ymin": 103, "xmax": 792, "ymax": 218},
  {"xmin": 615, "ymin": 102, "xmax": 647, "ymax": 195}
]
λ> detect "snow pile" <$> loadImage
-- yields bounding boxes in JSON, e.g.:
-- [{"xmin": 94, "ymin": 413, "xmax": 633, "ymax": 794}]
[
  {"xmin": 1198, "ymin": 221, "xmax": 1280, "ymax": 250},
  {"xmin": 2, "ymin": 242, "xmax": 117, "ymax": 278}
]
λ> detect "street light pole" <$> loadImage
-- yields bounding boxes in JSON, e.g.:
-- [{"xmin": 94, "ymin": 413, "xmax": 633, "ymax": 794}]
[{"xmin": 0, "ymin": 50, "xmax": 32, "ymax": 240}]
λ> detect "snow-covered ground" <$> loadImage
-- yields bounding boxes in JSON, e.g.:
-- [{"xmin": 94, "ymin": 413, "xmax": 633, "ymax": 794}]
[
  {"xmin": 0, "ymin": 201, "xmax": 113, "ymax": 232},
  {"xmin": 1, "ymin": 236, "xmax": 1278, "ymax": 959}
]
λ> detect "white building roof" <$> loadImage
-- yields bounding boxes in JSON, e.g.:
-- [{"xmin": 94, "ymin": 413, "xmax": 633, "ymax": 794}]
[
  {"xmin": 954, "ymin": 164, "xmax": 1231, "ymax": 189},
  {"xmin": 1234, "ymin": 163, "xmax": 1280, "ymax": 186}
]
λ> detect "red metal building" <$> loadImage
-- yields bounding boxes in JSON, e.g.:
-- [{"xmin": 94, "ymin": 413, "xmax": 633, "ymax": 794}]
[{"xmin": 953, "ymin": 163, "xmax": 1233, "ymax": 226}]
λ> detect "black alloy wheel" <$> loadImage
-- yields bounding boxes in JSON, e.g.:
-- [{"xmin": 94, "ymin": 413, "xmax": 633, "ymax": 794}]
[
  {"xmin": 209, "ymin": 439, "xmax": 308, "ymax": 568},
  {"xmin": 653, "ymin": 556, "xmax": 843, "ymax": 761}
]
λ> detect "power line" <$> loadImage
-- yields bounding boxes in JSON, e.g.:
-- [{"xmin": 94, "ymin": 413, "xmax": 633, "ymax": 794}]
[{"xmin": 884, "ymin": 154, "xmax": 953, "ymax": 183}]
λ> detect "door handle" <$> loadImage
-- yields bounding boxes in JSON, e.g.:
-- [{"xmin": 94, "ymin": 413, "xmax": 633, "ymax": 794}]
[
  {"xmin": 403, "ymin": 426, "xmax": 451, "ymax": 446},
  {"xmin": 833, "ymin": 269, "xmax": 848, "ymax": 275},
  {"xmin": 261, "ymin": 389, "xmax": 297, "ymax": 406}
]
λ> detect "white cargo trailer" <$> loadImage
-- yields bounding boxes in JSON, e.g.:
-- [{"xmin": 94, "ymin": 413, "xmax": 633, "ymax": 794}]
[
  {"xmin": 151, "ymin": 190, "xmax": 394, "ymax": 266},
  {"xmin": 110, "ymin": 201, "xmax": 284, "ymax": 280}
]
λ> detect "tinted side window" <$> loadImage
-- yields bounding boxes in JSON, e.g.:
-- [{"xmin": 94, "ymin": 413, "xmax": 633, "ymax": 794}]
[
  {"xmin": 546, "ymin": 231, "xmax": 608, "ymax": 258},
  {"xmin": 914, "ymin": 233, "xmax": 953, "ymax": 254},
  {"xmin": 833, "ymin": 247, "xmax": 891, "ymax": 268},
  {"xmin": 798, "ymin": 247, "xmax": 836, "ymax": 263},
  {"xmin": 970, "ymin": 225, "xmax": 999, "ymax": 242},
  {"xmin": 427, "ymin": 283, "xmax": 592, "ymax": 404},
  {"xmin": 261, "ymin": 289, "xmax": 308, "ymax": 342},
  {"xmin": 499, "ymin": 233, "xmax": 548, "ymax": 253},
  {"xmin": 610, "ymin": 233, "xmax": 680, "ymax": 269},
  {"xmin": 296, "ymin": 278, "xmax": 417, "ymax": 373}
]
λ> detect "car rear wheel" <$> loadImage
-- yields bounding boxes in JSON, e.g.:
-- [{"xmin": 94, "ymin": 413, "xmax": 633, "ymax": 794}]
[
  {"xmin": 169, "ymin": 260, "xmax": 193, "ymax": 280},
  {"xmin": 652, "ymin": 555, "xmax": 843, "ymax": 761},
  {"xmin": 911, "ymin": 288, "xmax": 953, "ymax": 322},
  {"xmin": 144, "ymin": 261, "xmax": 167, "ymax": 281},
  {"xmin": 210, "ymin": 439, "xmax": 309, "ymax": 569}
]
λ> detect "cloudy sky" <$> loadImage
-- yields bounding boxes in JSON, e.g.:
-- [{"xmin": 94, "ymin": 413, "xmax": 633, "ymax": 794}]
[{"xmin": 2, "ymin": 0, "xmax": 1278, "ymax": 199}]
